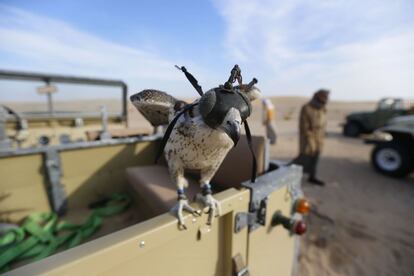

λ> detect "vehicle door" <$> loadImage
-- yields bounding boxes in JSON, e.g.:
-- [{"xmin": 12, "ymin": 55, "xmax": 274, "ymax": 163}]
[{"xmin": 373, "ymin": 99, "xmax": 401, "ymax": 129}]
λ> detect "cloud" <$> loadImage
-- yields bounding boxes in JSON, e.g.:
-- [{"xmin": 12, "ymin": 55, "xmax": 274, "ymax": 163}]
[
  {"xmin": 1, "ymin": 2, "xmax": 413, "ymax": 101},
  {"xmin": 213, "ymin": 0, "xmax": 414, "ymax": 100},
  {"xmin": 0, "ymin": 5, "xmax": 205, "ymax": 100}
]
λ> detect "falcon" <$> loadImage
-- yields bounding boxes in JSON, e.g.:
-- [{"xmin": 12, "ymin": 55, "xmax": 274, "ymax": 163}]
[{"xmin": 130, "ymin": 68, "xmax": 260, "ymax": 228}]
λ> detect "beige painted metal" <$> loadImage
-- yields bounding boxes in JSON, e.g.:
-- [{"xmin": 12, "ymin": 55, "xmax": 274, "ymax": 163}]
[
  {"xmin": 37, "ymin": 85, "xmax": 58, "ymax": 95},
  {"xmin": 60, "ymin": 141, "xmax": 158, "ymax": 209},
  {"xmin": 248, "ymin": 185, "xmax": 296, "ymax": 276},
  {"xmin": 9, "ymin": 188, "xmax": 250, "ymax": 276},
  {"xmin": 0, "ymin": 140, "xmax": 158, "ymax": 221},
  {"xmin": 0, "ymin": 153, "xmax": 51, "ymax": 222},
  {"xmin": 6, "ymin": 117, "xmax": 122, "ymax": 129},
  {"xmin": 5, "ymin": 117, "xmax": 126, "ymax": 148},
  {"xmin": 1, "ymin": 138, "xmax": 300, "ymax": 275}
]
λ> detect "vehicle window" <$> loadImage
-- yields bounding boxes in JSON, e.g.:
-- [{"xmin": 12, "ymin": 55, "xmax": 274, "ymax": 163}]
[
  {"xmin": 392, "ymin": 100, "xmax": 404, "ymax": 110},
  {"xmin": 378, "ymin": 99, "xmax": 401, "ymax": 110}
]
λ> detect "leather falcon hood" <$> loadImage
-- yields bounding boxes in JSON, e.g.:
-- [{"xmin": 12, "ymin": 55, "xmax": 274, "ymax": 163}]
[{"xmin": 199, "ymin": 88, "xmax": 252, "ymax": 129}]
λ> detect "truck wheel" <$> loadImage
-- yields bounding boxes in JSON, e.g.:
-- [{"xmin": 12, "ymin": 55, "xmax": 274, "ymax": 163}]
[
  {"xmin": 343, "ymin": 122, "xmax": 361, "ymax": 137},
  {"xmin": 371, "ymin": 143, "xmax": 413, "ymax": 177}
]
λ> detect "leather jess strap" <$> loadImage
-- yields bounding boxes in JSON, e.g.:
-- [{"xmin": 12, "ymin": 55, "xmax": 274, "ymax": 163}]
[
  {"xmin": 155, "ymin": 102, "xmax": 199, "ymax": 164},
  {"xmin": 244, "ymin": 120, "xmax": 257, "ymax": 183}
]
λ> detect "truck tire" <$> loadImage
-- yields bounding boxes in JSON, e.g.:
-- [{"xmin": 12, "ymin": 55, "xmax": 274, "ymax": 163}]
[
  {"xmin": 371, "ymin": 143, "xmax": 413, "ymax": 177},
  {"xmin": 343, "ymin": 122, "xmax": 361, "ymax": 137}
]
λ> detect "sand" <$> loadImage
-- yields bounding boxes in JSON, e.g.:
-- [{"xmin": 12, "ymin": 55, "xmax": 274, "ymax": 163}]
[{"xmin": 263, "ymin": 97, "xmax": 414, "ymax": 276}]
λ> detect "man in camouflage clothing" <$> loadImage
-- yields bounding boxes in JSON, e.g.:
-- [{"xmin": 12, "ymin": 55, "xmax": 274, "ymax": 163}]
[{"xmin": 292, "ymin": 89, "xmax": 329, "ymax": 186}]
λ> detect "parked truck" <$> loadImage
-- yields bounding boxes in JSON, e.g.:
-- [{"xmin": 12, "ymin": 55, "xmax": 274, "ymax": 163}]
[
  {"xmin": 343, "ymin": 98, "xmax": 410, "ymax": 137},
  {"xmin": 365, "ymin": 115, "xmax": 414, "ymax": 177}
]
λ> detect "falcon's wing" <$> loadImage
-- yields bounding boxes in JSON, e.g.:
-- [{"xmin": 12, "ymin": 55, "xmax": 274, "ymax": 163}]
[{"xmin": 130, "ymin": 89, "xmax": 186, "ymax": 126}]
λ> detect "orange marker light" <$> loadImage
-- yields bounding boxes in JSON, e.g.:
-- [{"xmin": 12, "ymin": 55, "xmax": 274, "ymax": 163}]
[{"xmin": 295, "ymin": 198, "xmax": 311, "ymax": 215}]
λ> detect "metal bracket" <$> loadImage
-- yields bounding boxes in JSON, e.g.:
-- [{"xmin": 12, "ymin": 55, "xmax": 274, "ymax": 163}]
[
  {"xmin": 235, "ymin": 212, "xmax": 255, "ymax": 233},
  {"xmin": 99, "ymin": 105, "xmax": 112, "ymax": 140},
  {"xmin": 234, "ymin": 162, "xmax": 303, "ymax": 233},
  {"xmin": 0, "ymin": 106, "xmax": 12, "ymax": 152},
  {"xmin": 256, "ymin": 197, "xmax": 268, "ymax": 226},
  {"xmin": 44, "ymin": 149, "xmax": 67, "ymax": 215},
  {"xmin": 233, "ymin": 253, "xmax": 250, "ymax": 276},
  {"xmin": 236, "ymin": 268, "xmax": 249, "ymax": 276},
  {"xmin": 234, "ymin": 197, "xmax": 268, "ymax": 233}
]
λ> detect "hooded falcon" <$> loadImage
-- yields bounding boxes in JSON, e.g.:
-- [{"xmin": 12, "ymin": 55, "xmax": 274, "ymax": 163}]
[{"xmin": 130, "ymin": 68, "xmax": 261, "ymax": 228}]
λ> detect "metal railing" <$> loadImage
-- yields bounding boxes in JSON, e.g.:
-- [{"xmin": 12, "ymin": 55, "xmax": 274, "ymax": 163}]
[{"xmin": 0, "ymin": 69, "xmax": 128, "ymax": 121}]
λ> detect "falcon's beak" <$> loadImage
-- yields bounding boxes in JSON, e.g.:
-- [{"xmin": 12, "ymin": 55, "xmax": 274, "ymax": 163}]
[{"xmin": 223, "ymin": 120, "xmax": 241, "ymax": 146}]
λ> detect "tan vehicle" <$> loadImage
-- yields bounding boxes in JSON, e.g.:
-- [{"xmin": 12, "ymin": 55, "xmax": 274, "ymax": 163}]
[
  {"xmin": 0, "ymin": 70, "xmax": 133, "ymax": 151},
  {"xmin": 1, "ymin": 71, "xmax": 308, "ymax": 276}
]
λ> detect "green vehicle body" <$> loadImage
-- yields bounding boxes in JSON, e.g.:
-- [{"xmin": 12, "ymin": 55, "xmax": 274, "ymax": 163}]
[
  {"xmin": 343, "ymin": 98, "xmax": 408, "ymax": 137},
  {"xmin": 365, "ymin": 115, "xmax": 414, "ymax": 177}
]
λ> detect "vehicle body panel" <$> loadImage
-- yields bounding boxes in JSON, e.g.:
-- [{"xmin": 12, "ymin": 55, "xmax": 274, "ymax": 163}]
[
  {"xmin": 344, "ymin": 98, "xmax": 408, "ymax": 135},
  {"xmin": 1, "ymin": 136, "xmax": 302, "ymax": 275},
  {"xmin": 365, "ymin": 116, "xmax": 414, "ymax": 144},
  {"xmin": 7, "ymin": 189, "xmax": 250, "ymax": 276},
  {"xmin": 346, "ymin": 109, "xmax": 406, "ymax": 133},
  {"xmin": 0, "ymin": 139, "xmax": 159, "ymax": 221},
  {"xmin": 247, "ymin": 185, "xmax": 297, "ymax": 275},
  {"xmin": 365, "ymin": 115, "xmax": 414, "ymax": 177}
]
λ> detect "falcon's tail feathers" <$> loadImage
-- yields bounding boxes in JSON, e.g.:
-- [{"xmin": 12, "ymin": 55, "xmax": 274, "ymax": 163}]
[{"xmin": 130, "ymin": 89, "xmax": 186, "ymax": 126}]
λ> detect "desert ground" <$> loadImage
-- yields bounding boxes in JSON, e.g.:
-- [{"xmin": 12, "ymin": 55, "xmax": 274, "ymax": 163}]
[
  {"xmin": 264, "ymin": 97, "xmax": 414, "ymax": 276},
  {"xmin": 4, "ymin": 95, "xmax": 414, "ymax": 275}
]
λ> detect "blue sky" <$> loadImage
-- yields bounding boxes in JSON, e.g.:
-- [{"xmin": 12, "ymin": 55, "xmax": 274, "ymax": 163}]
[{"xmin": 1, "ymin": 0, "xmax": 414, "ymax": 101}]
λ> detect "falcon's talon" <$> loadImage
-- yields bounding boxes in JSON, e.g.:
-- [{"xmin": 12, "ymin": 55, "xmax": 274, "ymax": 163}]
[
  {"xmin": 193, "ymin": 210, "xmax": 202, "ymax": 216},
  {"xmin": 196, "ymin": 194, "xmax": 221, "ymax": 225},
  {"xmin": 171, "ymin": 198, "xmax": 200, "ymax": 229}
]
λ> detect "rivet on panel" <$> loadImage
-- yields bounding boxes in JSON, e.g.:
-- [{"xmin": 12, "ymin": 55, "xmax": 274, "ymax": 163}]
[{"xmin": 139, "ymin": 241, "xmax": 146, "ymax": 248}]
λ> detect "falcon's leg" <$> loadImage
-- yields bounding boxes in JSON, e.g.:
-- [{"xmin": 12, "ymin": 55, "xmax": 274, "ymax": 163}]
[
  {"xmin": 196, "ymin": 183, "xmax": 222, "ymax": 225},
  {"xmin": 197, "ymin": 168, "xmax": 222, "ymax": 225},
  {"xmin": 169, "ymin": 165, "xmax": 200, "ymax": 229}
]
